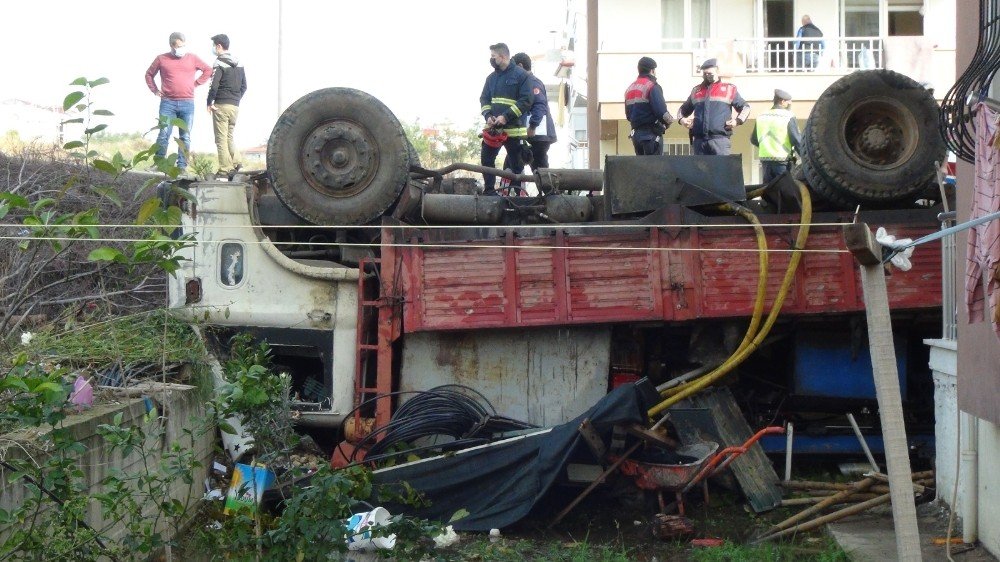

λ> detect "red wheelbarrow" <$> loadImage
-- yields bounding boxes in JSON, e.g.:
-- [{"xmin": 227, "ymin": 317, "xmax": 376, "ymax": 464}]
[{"xmin": 618, "ymin": 426, "xmax": 784, "ymax": 515}]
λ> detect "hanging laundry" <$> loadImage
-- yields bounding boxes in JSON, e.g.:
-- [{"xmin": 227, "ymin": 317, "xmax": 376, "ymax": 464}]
[{"xmin": 966, "ymin": 103, "xmax": 1000, "ymax": 341}]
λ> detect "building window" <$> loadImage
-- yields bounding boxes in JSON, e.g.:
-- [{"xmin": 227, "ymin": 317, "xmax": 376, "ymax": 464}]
[
  {"xmin": 888, "ymin": 0, "xmax": 923, "ymax": 36},
  {"xmin": 844, "ymin": 0, "xmax": 879, "ymax": 36},
  {"xmin": 842, "ymin": 0, "xmax": 924, "ymax": 37},
  {"xmin": 661, "ymin": 0, "xmax": 712, "ymax": 49}
]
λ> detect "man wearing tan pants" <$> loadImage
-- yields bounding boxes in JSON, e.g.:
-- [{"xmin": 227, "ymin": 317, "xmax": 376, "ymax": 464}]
[{"xmin": 206, "ymin": 33, "xmax": 247, "ymax": 178}]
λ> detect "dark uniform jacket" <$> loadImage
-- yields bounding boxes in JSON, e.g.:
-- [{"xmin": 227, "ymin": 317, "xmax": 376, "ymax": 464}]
[
  {"xmin": 679, "ymin": 81, "xmax": 750, "ymax": 139},
  {"xmin": 524, "ymin": 73, "xmax": 556, "ymax": 143},
  {"xmin": 625, "ymin": 73, "xmax": 672, "ymax": 135},
  {"xmin": 480, "ymin": 63, "xmax": 533, "ymax": 137}
]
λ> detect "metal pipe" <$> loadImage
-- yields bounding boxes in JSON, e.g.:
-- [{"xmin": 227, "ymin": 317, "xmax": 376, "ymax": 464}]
[
  {"xmin": 411, "ymin": 163, "xmax": 536, "ymax": 185},
  {"xmin": 535, "ymin": 168, "xmax": 604, "ymax": 193},
  {"xmin": 847, "ymin": 412, "xmax": 879, "ymax": 472},
  {"xmin": 785, "ymin": 422, "xmax": 794, "ymax": 481},
  {"xmin": 962, "ymin": 412, "xmax": 978, "ymax": 543}
]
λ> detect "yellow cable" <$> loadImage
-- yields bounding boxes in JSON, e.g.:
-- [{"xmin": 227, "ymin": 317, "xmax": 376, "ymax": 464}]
[{"xmin": 648, "ymin": 181, "xmax": 813, "ymax": 418}]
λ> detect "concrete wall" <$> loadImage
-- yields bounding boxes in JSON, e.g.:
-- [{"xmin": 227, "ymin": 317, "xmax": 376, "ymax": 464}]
[
  {"xmin": 928, "ymin": 340, "xmax": 963, "ymax": 514},
  {"xmin": 976, "ymin": 421, "xmax": 1000, "ymax": 555},
  {"xmin": 0, "ymin": 383, "xmax": 214, "ymax": 548},
  {"xmin": 599, "ymin": 0, "xmax": 660, "ymax": 50},
  {"xmin": 948, "ymin": 2, "xmax": 1000, "ymax": 556},
  {"xmin": 716, "ymin": 0, "xmax": 754, "ymax": 37}
]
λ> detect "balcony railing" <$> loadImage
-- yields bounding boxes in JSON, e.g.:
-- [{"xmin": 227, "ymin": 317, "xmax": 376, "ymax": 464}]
[{"xmin": 727, "ymin": 37, "xmax": 883, "ymax": 74}]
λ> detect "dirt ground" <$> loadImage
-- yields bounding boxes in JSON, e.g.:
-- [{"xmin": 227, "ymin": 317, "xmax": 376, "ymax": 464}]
[{"xmin": 448, "ymin": 477, "xmax": 849, "ymax": 561}]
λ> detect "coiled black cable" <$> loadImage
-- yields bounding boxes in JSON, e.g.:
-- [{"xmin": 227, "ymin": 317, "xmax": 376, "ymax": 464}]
[{"xmin": 348, "ymin": 385, "xmax": 537, "ymax": 465}]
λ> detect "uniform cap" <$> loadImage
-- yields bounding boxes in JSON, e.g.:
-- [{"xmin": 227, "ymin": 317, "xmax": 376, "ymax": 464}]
[
  {"xmin": 700, "ymin": 58, "xmax": 718, "ymax": 70},
  {"xmin": 774, "ymin": 89, "xmax": 792, "ymax": 101},
  {"xmin": 638, "ymin": 56, "xmax": 657, "ymax": 71}
]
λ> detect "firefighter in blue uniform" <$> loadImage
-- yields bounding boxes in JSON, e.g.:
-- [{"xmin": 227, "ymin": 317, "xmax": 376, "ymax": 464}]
[
  {"xmin": 480, "ymin": 42, "xmax": 533, "ymax": 195},
  {"xmin": 751, "ymin": 88, "xmax": 804, "ymax": 182},
  {"xmin": 512, "ymin": 52, "xmax": 557, "ymax": 169},
  {"xmin": 678, "ymin": 59, "xmax": 751, "ymax": 156},
  {"xmin": 624, "ymin": 56, "xmax": 673, "ymax": 155}
]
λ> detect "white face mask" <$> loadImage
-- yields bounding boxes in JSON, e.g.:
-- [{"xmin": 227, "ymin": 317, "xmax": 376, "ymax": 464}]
[{"xmin": 172, "ymin": 47, "xmax": 187, "ymax": 57}]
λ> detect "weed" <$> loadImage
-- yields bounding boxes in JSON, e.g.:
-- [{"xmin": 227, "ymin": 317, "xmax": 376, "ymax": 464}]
[
  {"xmin": 22, "ymin": 309, "xmax": 204, "ymax": 367},
  {"xmin": 689, "ymin": 538, "xmax": 849, "ymax": 562}
]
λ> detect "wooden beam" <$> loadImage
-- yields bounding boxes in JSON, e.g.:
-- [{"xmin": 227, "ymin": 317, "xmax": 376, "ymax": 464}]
[{"xmin": 843, "ymin": 222, "xmax": 922, "ymax": 561}]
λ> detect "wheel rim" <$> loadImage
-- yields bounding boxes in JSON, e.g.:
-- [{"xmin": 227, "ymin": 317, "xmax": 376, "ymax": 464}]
[
  {"xmin": 839, "ymin": 97, "xmax": 918, "ymax": 171},
  {"xmin": 299, "ymin": 119, "xmax": 381, "ymax": 198}
]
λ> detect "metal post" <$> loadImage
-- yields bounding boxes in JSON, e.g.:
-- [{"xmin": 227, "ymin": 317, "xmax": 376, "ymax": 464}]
[{"xmin": 784, "ymin": 422, "xmax": 794, "ymax": 481}]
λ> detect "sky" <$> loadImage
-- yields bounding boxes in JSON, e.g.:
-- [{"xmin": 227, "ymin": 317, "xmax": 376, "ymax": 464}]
[{"xmin": 2, "ymin": 1, "xmax": 568, "ymax": 153}]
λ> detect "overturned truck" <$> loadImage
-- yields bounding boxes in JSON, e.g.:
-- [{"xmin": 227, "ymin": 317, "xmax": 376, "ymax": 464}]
[{"xmin": 167, "ymin": 70, "xmax": 946, "ymax": 468}]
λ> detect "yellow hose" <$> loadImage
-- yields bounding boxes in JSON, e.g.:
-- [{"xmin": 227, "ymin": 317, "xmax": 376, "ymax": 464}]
[
  {"xmin": 648, "ymin": 181, "xmax": 813, "ymax": 418},
  {"xmin": 724, "ymin": 204, "xmax": 769, "ymax": 354},
  {"xmin": 656, "ymin": 203, "xmax": 769, "ymax": 399}
]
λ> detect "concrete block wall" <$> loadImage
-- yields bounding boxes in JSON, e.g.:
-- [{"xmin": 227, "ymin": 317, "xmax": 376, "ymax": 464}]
[{"xmin": 0, "ymin": 382, "xmax": 214, "ymax": 547}]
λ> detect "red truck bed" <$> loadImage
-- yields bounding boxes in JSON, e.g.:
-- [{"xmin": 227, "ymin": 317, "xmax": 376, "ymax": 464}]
[{"xmin": 385, "ymin": 209, "xmax": 942, "ymax": 333}]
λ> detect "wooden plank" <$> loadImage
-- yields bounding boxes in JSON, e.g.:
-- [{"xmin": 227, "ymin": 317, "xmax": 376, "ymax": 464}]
[
  {"xmin": 845, "ymin": 222, "xmax": 922, "ymax": 561},
  {"xmin": 674, "ymin": 387, "xmax": 783, "ymax": 513}
]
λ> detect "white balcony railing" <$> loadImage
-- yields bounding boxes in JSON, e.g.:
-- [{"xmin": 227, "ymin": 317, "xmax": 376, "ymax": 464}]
[{"xmin": 727, "ymin": 37, "xmax": 883, "ymax": 74}]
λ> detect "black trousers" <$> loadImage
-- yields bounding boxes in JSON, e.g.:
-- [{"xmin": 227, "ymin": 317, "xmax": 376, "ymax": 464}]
[
  {"xmin": 632, "ymin": 136, "xmax": 663, "ymax": 155},
  {"xmin": 529, "ymin": 140, "xmax": 552, "ymax": 169},
  {"xmin": 481, "ymin": 137, "xmax": 525, "ymax": 193},
  {"xmin": 692, "ymin": 136, "xmax": 732, "ymax": 156},
  {"xmin": 762, "ymin": 161, "xmax": 789, "ymax": 183}
]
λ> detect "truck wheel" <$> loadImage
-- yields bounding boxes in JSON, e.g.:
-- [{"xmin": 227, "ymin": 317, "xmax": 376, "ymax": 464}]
[
  {"xmin": 801, "ymin": 158, "xmax": 856, "ymax": 210},
  {"xmin": 267, "ymin": 88, "xmax": 410, "ymax": 225},
  {"xmin": 806, "ymin": 70, "xmax": 944, "ymax": 205}
]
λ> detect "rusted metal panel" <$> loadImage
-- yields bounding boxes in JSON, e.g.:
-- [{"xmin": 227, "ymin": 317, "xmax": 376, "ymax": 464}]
[
  {"xmin": 399, "ymin": 327, "xmax": 612, "ymax": 426},
  {"xmin": 396, "ymin": 213, "xmax": 942, "ymax": 333}
]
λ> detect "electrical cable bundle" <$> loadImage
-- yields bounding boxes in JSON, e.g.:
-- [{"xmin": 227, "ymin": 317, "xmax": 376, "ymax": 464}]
[
  {"xmin": 351, "ymin": 385, "xmax": 537, "ymax": 465},
  {"xmin": 940, "ymin": 0, "xmax": 1000, "ymax": 163}
]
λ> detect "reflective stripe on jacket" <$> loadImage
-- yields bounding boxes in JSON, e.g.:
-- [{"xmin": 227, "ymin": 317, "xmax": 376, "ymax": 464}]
[
  {"xmin": 624, "ymin": 73, "xmax": 669, "ymax": 131},
  {"xmin": 678, "ymin": 81, "xmax": 750, "ymax": 139},
  {"xmin": 480, "ymin": 64, "xmax": 533, "ymax": 137}
]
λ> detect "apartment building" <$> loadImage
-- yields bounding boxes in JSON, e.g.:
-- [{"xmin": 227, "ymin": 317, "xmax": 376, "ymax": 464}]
[{"xmin": 584, "ymin": 0, "xmax": 956, "ymax": 181}]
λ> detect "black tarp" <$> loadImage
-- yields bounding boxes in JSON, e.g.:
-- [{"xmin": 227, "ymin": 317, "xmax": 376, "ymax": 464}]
[{"xmin": 372, "ymin": 381, "xmax": 659, "ymax": 531}]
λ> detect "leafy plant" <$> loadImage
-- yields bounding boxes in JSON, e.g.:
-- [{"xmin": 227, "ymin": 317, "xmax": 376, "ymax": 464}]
[
  {"xmin": 0, "ymin": 77, "xmax": 194, "ymax": 342},
  {"xmin": 0, "ymin": 353, "xmax": 212, "ymax": 560}
]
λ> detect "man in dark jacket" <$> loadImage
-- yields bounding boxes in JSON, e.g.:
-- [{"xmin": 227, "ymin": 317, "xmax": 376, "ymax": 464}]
[
  {"xmin": 678, "ymin": 59, "xmax": 750, "ymax": 156},
  {"xmin": 207, "ymin": 33, "xmax": 247, "ymax": 178},
  {"xmin": 624, "ymin": 56, "xmax": 673, "ymax": 155},
  {"xmin": 795, "ymin": 16, "xmax": 824, "ymax": 70},
  {"xmin": 751, "ymin": 89, "xmax": 804, "ymax": 182},
  {"xmin": 512, "ymin": 52, "xmax": 556, "ymax": 169},
  {"xmin": 479, "ymin": 42, "xmax": 533, "ymax": 195}
]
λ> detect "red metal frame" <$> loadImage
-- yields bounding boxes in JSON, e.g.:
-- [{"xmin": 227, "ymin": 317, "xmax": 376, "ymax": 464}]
[{"xmin": 396, "ymin": 219, "xmax": 942, "ymax": 333}]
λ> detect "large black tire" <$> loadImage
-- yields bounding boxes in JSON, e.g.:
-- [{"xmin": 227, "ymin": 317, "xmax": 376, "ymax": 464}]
[
  {"xmin": 805, "ymin": 70, "xmax": 945, "ymax": 205},
  {"xmin": 267, "ymin": 88, "xmax": 410, "ymax": 225},
  {"xmin": 801, "ymin": 158, "xmax": 855, "ymax": 210}
]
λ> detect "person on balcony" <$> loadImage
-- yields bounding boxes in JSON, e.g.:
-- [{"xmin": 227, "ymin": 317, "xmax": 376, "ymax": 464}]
[
  {"xmin": 795, "ymin": 15, "xmax": 824, "ymax": 70},
  {"xmin": 751, "ymin": 89, "xmax": 803, "ymax": 182},
  {"xmin": 678, "ymin": 59, "xmax": 750, "ymax": 156},
  {"xmin": 624, "ymin": 56, "xmax": 674, "ymax": 155}
]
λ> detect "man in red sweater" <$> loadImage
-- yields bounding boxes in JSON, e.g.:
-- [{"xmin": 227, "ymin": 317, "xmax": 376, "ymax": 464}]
[{"xmin": 145, "ymin": 32, "xmax": 212, "ymax": 170}]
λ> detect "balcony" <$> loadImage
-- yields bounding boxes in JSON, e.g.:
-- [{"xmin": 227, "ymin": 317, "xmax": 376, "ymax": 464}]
[
  {"xmin": 597, "ymin": 35, "xmax": 953, "ymax": 110},
  {"xmin": 728, "ymin": 37, "xmax": 883, "ymax": 74}
]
